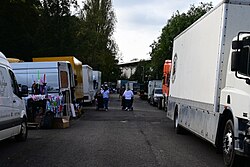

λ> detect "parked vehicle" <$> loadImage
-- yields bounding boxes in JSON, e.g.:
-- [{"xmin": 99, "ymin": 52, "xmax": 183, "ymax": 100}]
[
  {"xmin": 161, "ymin": 60, "xmax": 171, "ymax": 110},
  {"xmin": 93, "ymin": 70, "xmax": 102, "ymax": 96},
  {"xmin": 82, "ymin": 65, "xmax": 94, "ymax": 103},
  {"xmin": 11, "ymin": 61, "xmax": 74, "ymax": 117},
  {"xmin": 147, "ymin": 80, "xmax": 162, "ymax": 103},
  {"xmin": 32, "ymin": 57, "xmax": 83, "ymax": 107},
  {"xmin": 126, "ymin": 81, "xmax": 139, "ymax": 94},
  {"xmin": 116, "ymin": 80, "xmax": 128, "ymax": 94},
  {"xmin": 149, "ymin": 88, "xmax": 163, "ymax": 107},
  {"xmin": 167, "ymin": 1, "xmax": 250, "ymax": 166},
  {"xmin": 0, "ymin": 52, "xmax": 28, "ymax": 141},
  {"xmin": 6, "ymin": 58, "xmax": 24, "ymax": 63}
]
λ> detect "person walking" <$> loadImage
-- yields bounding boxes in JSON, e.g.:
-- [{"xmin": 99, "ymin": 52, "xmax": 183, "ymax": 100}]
[
  {"xmin": 122, "ymin": 87, "xmax": 134, "ymax": 111},
  {"xmin": 101, "ymin": 85, "xmax": 110, "ymax": 111}
]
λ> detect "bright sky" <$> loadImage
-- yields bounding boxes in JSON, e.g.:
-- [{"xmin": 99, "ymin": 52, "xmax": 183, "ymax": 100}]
[{"xmin": 112, "ymin": 0, "xmax": 221, "ymax": 63}]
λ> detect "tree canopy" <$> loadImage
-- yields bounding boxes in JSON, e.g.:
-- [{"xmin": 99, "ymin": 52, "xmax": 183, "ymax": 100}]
[
  {"xmin": 77, "ymin": 0, "xmax": 120, "ymax": 82},
  {"xmin": 0, "ymin": 0, "xmax": 120, "ymax": 82},
  {"xmin": 149, "ymin": 2, "xmax": 213, "ymax": 79}
]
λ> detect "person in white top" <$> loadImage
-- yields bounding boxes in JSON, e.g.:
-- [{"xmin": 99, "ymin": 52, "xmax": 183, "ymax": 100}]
[{"xmin": 122, "ymin": 87, "xmax": 134, "ymax": 111}]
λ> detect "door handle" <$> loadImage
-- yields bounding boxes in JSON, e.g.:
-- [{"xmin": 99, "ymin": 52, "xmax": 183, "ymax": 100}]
[{"xmin": 13, "ymin": 100, "xmax": 16, "ymax": 103}]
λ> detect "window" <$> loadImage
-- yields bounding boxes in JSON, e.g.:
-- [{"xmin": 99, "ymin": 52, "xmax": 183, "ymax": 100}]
[
  {"xmin": 238, "ymin": 46, "xmax": 250, "ymax": 77},
  {"xmin": 162, "ymin": 76, "xmax": 166, "ymax": 85},
  {"xmin": 9, "ymin": 70, "xmax": 19, "ymax": 96},
  {"xmin": 166, "ymin": 73, "xmax": 170, "ymax": 87},
  {"xmin": 0, "ymin": 66, "xmax": 8, "ymax": 97},
  {"xmin": 155, "ymin": 89, "xmax": 162, "ymax": 94},
  {"xmin": 60, "ymin": 71, "xmax": 69, "ymax": 88}
]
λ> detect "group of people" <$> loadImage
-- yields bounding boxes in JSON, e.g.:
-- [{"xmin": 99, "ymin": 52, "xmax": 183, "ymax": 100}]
[{"xmin": 95, "ymin": 84, "xmax": 134, "ymax": 111}]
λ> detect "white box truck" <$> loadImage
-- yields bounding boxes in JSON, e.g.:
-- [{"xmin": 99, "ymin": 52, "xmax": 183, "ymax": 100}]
[
  {"xmin": 0, "ymin": 52, "xmax": 28, "ymax": 141},
  {"xmin": 82, "ymin": 65, "xmax": 94, "ymax": 103},
  {"xmin": 93, "ymin": 70, "xmax": 102, "ymax": 94},
  {"xmin": 167, "ymin": 1, "xmax": 250, "ymax": 166},
  {"xmin": 148, "ymin": 80, "xmax": 162, "ymax": 103}
]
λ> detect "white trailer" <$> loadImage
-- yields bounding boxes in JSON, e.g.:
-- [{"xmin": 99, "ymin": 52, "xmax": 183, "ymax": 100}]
[
  {"xmin": 167, "ymin": 1, "xmax": 250, "ymax": 166},
  {"xmin": 82, "ymin": 65, "xmax": 94, "ymax": 103},
  {"xmin": 148, "ymin": 80, "xmax": 162, "ymax": 102},
  {"xmin": 93, "ymin": 70, "xmax": 102, "ymax": 95}
]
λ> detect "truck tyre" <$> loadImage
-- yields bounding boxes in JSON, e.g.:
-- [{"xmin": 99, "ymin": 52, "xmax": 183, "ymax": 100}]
[
  {"xmin": 223, "ymin": 119, "xmax": 237, "ymax": 167},
  {"xmin": 15, "ymin": 118, "xmax": 28, "ymax": 142},
  {"xmin": 174, "ymin": 109, "xmax": 184, "ymax": 134},
  {"xmin": 157, "ymin": 99, "xmax": 162, "ymax": 109},
  {"xmin": 162, "ymin": 98, "xmax": 165, "ymax": 111}
]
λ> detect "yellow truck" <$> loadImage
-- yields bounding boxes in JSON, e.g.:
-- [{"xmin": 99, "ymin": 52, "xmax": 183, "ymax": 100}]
[
  {"xmin": 32, "ymin": 57, "xmax": 84, "ymax": 107},
  {"xmin": 7, "ymin": 58, "xmax": 24, "ymax": 63}
]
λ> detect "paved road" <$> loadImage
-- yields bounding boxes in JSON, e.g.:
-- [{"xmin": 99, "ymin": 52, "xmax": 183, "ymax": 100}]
[{"xmin": 0, "ymin": 94, "xmax": 226, "ymax": 167}]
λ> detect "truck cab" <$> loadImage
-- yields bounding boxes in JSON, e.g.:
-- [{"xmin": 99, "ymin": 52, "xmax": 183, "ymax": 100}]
[
  {"xmin": 0, "ymin": 52, "xmax": 28, "ymax": 141},
  {"xmin": 162, "ymin": 60, "xmax": 171, "ymax": 110},
  {"xmin": 220, "ymin": 33, "xmax": 250, "ymax": 161}
]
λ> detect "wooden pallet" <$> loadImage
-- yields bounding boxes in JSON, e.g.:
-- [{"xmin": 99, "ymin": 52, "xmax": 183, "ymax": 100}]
[{"xmin": 27, "ymin": 122, "xmax": 40, "ymax": 129}]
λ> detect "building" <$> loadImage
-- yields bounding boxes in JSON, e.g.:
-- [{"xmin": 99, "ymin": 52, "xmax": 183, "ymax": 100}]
[{"xmin": 118, "ymin": 60, "xmax": 151, "ymax": 79}]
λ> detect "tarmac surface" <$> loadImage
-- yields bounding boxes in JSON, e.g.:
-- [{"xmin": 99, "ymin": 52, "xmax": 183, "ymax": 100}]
[{"xmin": 0, "ymin": 94, "xmax": 232, "ymax": 167}]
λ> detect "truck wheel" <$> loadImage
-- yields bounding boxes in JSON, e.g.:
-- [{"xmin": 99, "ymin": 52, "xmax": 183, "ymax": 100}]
[
  {"xmin": 174, "ymin": 110, "xmax": 184, "ymax": 134},
  {"xmin": 149, "ymin": 98, "xmax": 153, "ymax": 105},
  {"xmin": 157, "ymin": 100, "xmax": 162, "ymax": 109},
  {"xmin": 161, "ymin": 98, "xmax": 165, "ymax": 111},
  {"xmin": 15, "ymin": 118, "xmax": 28, "ymax": 141},
  {"xmin": 223, "ymin": 119, "xmax": 237, "ymax": 167}
]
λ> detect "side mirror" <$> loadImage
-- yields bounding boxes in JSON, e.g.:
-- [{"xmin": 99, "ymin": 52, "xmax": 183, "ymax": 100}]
[
  {"xmin": 21, "ymin": 85, "xmax": 28, "ymax": 97},
  {"xmin": 231, "ymin": 51, "xmax": 240, "ymax": 71},
  {"xmin": 232, "ymin": 41, "xmax": 243, "ymax": 50}
]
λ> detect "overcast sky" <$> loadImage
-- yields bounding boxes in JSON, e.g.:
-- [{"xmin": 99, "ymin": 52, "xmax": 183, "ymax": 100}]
[{"xmin": 112, "ymin": 0, "xmax": 221, "ymax": 63}]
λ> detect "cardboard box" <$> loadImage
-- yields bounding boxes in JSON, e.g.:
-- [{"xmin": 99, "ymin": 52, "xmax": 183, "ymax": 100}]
[
  {"xmin": 53, "ymin": 116, "xmax": 70, "ymax": 129},
  {"xmin": 35, "ymin": 116, "xmax": 42, "ymax": 124}
]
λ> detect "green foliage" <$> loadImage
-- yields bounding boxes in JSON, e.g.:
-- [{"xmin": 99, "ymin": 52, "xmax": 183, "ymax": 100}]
[
  {"xmin": 0, "ymin": 0, "xmax": 41, "ymax": 59},
  {"xmin": 149, "ymin": 2, "xmax": 213, "ymax": 79},
  {"xmin": 129, "ymin": 60, "xmax": 151, "ymax": 83},
  {"xmin": 32, "ymin": 0, "xmax": 80, "ymax": 58},
  {"xmin": 77, "ymin": 0, "xmax": 120, "ymax": 82},
  {"xmin": 0, "ymin": 0, "xmax": 120, "ymax": 82}
]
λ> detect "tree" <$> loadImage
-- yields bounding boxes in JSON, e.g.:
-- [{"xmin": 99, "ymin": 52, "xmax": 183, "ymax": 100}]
[
  {"xmin": 77, "ymin": 0, "xmax": 120, "ymax": 82},
  {"xmin": 129, "ymin": 60, "xmax": 151, "ymax": 83},
  {"xmin": 0, "ymin": 0, "xmax": 120, "ymax": 83},
  {"xmin": 32, "ymin": 0, "xmax": 79, "ymax": 59},
  {"xmin": 0, "ymin": 0, "xmax": 41, "ymax": 60},
  {"xmin": 149, "ymin": 2, "xmax": 213, "ymax": 79},
  {"xmin": 0, "ymin": 0, "xmax": 79, "ymax": 61}
]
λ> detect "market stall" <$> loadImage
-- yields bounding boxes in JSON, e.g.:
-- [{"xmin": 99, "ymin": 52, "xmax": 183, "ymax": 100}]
[
  {"xmin": 11, "ymin": 61, "xmax": 74, "ymax": 129},
  {"xmin": 25, "ymin": 94, "xmax": 69, "ymax": 129}
]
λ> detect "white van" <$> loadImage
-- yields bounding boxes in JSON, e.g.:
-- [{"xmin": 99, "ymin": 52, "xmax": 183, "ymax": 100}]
[{"xmin": 0, "ymin": 52, "xmax": 28, "ymax": 141}]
